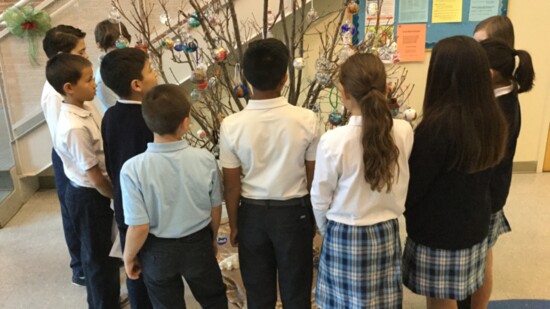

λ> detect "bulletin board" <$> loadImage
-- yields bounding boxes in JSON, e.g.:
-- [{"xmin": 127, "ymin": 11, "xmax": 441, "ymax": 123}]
[{"xmin": 357, "ymin": 0, "xmax": 509, "ymax": 49}]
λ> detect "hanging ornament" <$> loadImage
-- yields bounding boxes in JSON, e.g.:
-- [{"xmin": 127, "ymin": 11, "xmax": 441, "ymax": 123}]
[
  {"xmin": 311, "ymin": 103, "xmax": 320, "ymax": 113},
  {"xmin": 161, "ymin": 38, "xmax": 174, "ymax": 49},
  {"xmin": 174, "ymin": 39, "xmax": 185, "ymax": 52},
  {"xmin": 341, "ymin": 20, "xmax": 356, "ymax": 36},
  {"xmin": 347, "ymin": 2, "xmax": 360, "ymax": 15},
  {"xmin": 404, "ymin": 108, "xmax": 417, "ymax": 121},
  {"xmin": 190, "ymin": 88, "xmax": 201, "ymax": 102},
  {"xmin": 197, "ymin": 129, "xmax": 207, "ymax": 139},
  {"xmin": 188, "ymin": 12, "xmax": 201, "ymax": 28},
  {"xmin": 233, "ymin": 84, "xmax": 249, "ymax": 98},
  {"xmin": 267, "ymin": 8, "xmax": 275, "ymax": 27},
  {"xmin": 307, "ymin": 0, "xmax": 318, "ymax": 22},
  {"xmin": 315, "ymin": 72, "xmax": 332, "ymax": 88},
  {"xmin": 191, "ymin": 68, "xmax": 207, "ymax": 84},
  {"xmin": 338, "ymin": 44, "xmax": 355, "ymax": 64},
  {"xmin": 293, "ymin": 57, "xmax": 306, "ymax": 70},
  {"xmin": 159, "ymin": 13, "xmax": 171, "ymax": 26},
  {"xmin": 233, "ymin": 63, "xmax": 248, "ymax": 98},
  {"xmin": 109, "ymin": 6, "xmax": 121, "ymax": 22},
  {"xmin": 212, "ymin": 47, "xmax": 227, "ymax": 63},
  {"xmin": 328, "ymin": 87, "xmax": 344, "ymax": 126},
  {"xmin": 184, "ymin": 40, "xmax": 198, "ymax": 53},
  {"xmin": 307, "ymin": 7, "xmax": 319, "ymax": 21},
  {"xmin": 197, "ymin": 80, "xmax": 208, "ymax": 90},
  {"xmin": 208, "ymin": 76, "xmax": 218, "ymax": 88},
  {"xmin": 205, "ymin": 10, "xmax": 219, "ymax": 26},
  {"xmin": 115, "ymin": 35, "xmax": 129, "ymax": 49}
]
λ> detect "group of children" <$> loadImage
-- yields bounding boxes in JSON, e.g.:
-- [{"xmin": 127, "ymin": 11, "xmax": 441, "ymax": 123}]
[{"xmin": 40, "ymin": 14, "xmax": 534, "ymax": 309}]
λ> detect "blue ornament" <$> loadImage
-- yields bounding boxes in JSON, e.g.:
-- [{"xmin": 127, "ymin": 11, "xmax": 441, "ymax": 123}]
[
  {"xmin": 329, "ymin": 111, "xmax": 344, "ymax": 126},
  {"xmin": 233, "ymin": 84, "xmax": 249, "ymax": 98},
  {"xmin": 341, "ymin": 21, "xmax": 356, "ymax": 36},
  {"xmin": 174, "ymin": 44, "xmax": 185, "ymax": 52},
  {"xmin": 217, "ymin": 234, "xmax": 228, "ymax": 245}
]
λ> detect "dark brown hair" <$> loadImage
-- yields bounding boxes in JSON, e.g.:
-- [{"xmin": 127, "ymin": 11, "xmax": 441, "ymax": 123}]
[
  {"xmin": 421, "ymin": 36, "xmax": 507, "ymax": 173},
  {"xmin": 339, "ymin": 53, "xmax": 399, "ymax": 192},
  {"xmin": 142, "ymin": 84, "xmax": 191, "ymax": 135},
  {"xmin": 94, "ymin": 19, "xmax": 131, "ymax": 51},
  {"xmin": 480, "ymin": 39, "xmax": 535, "ymax": 93},
  {"xmin": 42, "ymin": 25, "xmax": 86, "ymax": 59},
  {"xmin": 46, "ymin": 53, "xmax": 92, "ymax": 95},
  {"xmin": 474, "ymin": 15, "xmax": 515, "ymax": 48}
]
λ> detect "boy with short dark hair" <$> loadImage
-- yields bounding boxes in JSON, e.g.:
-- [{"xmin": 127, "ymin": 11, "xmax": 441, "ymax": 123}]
[
  {"xmin": 46, "ymin": 53, "xmax": 120, "ymax": 308},
  {"xmin": 100, "ymin": 47, "xmax": 156, "ymax": 308},
  {"xmin": 94, "ymin": 19, "xmax": 132, "ymax": 111},
  {"xmin": 220, "ymin": 38, "xmax": 320, "ymax": 308},
  {"xmin": 120, "ymin": 84, "xmax": 227, "ymax": 308},
  {"xmin": 41, "ymin": 24, "xmax": 89, "ymax": 287}
]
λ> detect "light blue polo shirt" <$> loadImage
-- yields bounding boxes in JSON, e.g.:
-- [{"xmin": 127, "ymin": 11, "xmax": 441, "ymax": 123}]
[{"xmin": 120, "ymin": 140, "xmax": 222, "ymax": 238}]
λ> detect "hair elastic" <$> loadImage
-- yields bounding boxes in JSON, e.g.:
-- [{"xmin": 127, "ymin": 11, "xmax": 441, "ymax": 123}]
[{"xmin": 512, "ymin": 52, "xmax": 520, "ymax": 77}]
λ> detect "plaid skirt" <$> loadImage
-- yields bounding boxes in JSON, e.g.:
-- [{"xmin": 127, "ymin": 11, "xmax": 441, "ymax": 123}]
[
  {"xmin": 316, "ymin": 219, "xmax": 402, "ymax": 309},
  {"xmin": 402, "ymin": 237, "xmax": 488, "ymax": 300},
  {"xmin": 487, "ymin": 209, "xmax": 512, "ymax": 248}
]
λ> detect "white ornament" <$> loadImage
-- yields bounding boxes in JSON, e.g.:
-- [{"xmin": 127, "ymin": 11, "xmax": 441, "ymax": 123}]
[
  {"xmin": 293, "ymin": 58, "xmax": 306, "ymax": 70},
  {"xmin": 196, "ymin": 129, "xmax": 207, "ymax": 139},
  {"xmin": 404, "ymin": 108, "xmax": 417, "ymax": 121},
  {"xmin": 159, "ymin": 14, "xmax": 171, "ymax": 26},
  {"xmin": 219, "ymin": 253, "xmax": 240, "ymax": 270}
]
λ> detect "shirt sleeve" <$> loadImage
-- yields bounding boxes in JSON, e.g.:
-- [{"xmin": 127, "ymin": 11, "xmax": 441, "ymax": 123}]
[
  {"xmin": 209, "ymin": 157, "xmax": 223, "ymax": 207},
  {"xmin": 310, "ymin": 135, "xmax": 338, "ymax": 236},
  {"xmin": 41, "ymin": 90, "xmax": 63, "ymax": 143},
  {"xmin": 219, "ymin": 120, "xmax": 241, "ymax": 168},
  {"xmin": 120, "ymin": 162, "xmax": 150, "ymax": 226},
  {"xmin": 65, "ymin": 127, "xmax": 99, "ymax": 172},
  {"xmin": 305, "ymin": 112, "xmax": 320, "ymax": 161}
]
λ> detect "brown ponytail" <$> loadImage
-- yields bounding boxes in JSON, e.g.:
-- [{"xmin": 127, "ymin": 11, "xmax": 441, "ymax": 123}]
[{"xmin": 339, "ymin": 53, "xmax": 399, "ymax": 192}]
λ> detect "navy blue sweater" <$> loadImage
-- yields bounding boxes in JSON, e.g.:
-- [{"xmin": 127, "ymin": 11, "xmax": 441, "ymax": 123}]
[
  {"xmin": 405, "ymin": 126, "xmax": 493, "ymax": 250},
  {"xmin": 102, "ymin": 102, "xmax": 153, "ymax": 229},
  {"xmin": 490, "ymin": 91, "xmax": 521, "ymax": 213}
]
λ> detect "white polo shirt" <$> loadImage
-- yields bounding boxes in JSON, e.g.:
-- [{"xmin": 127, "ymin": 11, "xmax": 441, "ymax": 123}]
[
  {"xmin": 54, "ymin": 103, "xmax": 108, "ymax": 188},
  {"xmin": 311, "ymin": 116, "xmax": 414, "ymax": 235},
  {"xmin": 219, "ymin": 96, "xmax": 320, "ymax": 200}
]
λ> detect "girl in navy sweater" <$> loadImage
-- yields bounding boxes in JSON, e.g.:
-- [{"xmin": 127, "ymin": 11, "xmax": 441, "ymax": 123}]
[{"xmin": 402, "ymin": 36, "xmax": 508, "ymax": 309}]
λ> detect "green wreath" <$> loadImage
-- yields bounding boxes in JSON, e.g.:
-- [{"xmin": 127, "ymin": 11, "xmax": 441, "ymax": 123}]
[{"xmin": 3, "ymin": 6, "xmax": 51, "ymax": 66}]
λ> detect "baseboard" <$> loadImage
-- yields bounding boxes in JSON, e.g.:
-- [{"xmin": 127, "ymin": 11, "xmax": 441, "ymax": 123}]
[
  {"xmin": 38, "ymin": 176, "xmax": 56, "ymax": 190},
  {"xmin": 512, "ymin": 161, "xmax": 537, "ymax": 173}
]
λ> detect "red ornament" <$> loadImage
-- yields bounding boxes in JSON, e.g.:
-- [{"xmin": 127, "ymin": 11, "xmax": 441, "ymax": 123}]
[
  {"xmin": 196, "ymin": 80, "xmax": 208, "ymax": 90},
  {"xmin": 21, "ymin": 21, "xmax": 37, "ymax": 30}
]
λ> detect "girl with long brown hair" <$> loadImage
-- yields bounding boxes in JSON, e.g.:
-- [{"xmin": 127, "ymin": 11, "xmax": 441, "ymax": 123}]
[
  {"xmin": 402, "ymin": 36, "xmax": 508, "ymax": 309},
  {"xmin": 311, "ymin": 53, "xmax": 413, "ymax": 308}
]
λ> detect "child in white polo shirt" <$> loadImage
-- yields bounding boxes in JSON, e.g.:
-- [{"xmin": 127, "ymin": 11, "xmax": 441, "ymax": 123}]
[
  {"xmin": 46, "ymin": 53, "xmax": 120, "ymax": 308},
  {"xmin": 220, "ymin": 38, "xmax": 320, "ymax": 308},
  {"xmin": 120, "ymin": 84, "xmax": 227, "ymax": 308}
]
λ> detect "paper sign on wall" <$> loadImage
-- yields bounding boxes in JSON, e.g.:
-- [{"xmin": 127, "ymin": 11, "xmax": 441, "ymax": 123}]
[{"xmin": 396, "ymin": 24, "xmax": 426, "ymax": 62}]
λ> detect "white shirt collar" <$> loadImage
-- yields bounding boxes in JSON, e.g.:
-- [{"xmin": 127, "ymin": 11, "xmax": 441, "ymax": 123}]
[
  {"xmin": 348, "ymin": 115, "xmax": 362, "ymax": 126},
  {"xmin": 494, "ymin": 84, "xmax": 514, "ymax": 98},
  {"xmin": 118, "ymin": 99, "xmax": 142, "ymax": 105},
  {"xmin": 246, "ymin": 96, "xmax": 287, "ymax": 110},
  {"xmin": 61, "ymin": 103, "xmax": 91, "ymax": 118}
]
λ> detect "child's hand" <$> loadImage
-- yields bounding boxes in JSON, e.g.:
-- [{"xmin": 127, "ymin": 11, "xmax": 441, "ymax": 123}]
[
  {"xmin": 230, "ymin": 228, "xmax": 238, "ymax": 247},
  {"xmin": 124, "ymin": 256, "xmax": 142, "ymax": 280}
]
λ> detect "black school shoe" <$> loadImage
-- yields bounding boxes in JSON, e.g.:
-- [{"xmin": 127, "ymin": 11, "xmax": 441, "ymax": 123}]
[{"xmin": 71, "ymin": 276, "xmax": 85, "ymax": 287}]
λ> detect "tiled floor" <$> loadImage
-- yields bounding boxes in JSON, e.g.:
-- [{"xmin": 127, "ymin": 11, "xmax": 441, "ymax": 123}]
[{"xmin": 0, "ymin": 173, "xmax": 549, "ymax": 308}]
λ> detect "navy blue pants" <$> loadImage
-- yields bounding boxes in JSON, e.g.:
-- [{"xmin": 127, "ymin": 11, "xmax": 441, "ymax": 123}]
[
  {"xmin": 52, "ymin": 149, "xmax": 83, "ymax": 280},
  {"xmin": 238, "ymin": 197, "xmax": 314, "ymax": 309},
  {"xmin": 65, "ymin": 183, "xmax": 120, "ymax": 308},
  {"xmin": 119, "ymin": 227, "xmax": 153, "ymax": 309},
  {"xmin": 140, "ymin": 226, "xmax": 227, "ymax": 309}
]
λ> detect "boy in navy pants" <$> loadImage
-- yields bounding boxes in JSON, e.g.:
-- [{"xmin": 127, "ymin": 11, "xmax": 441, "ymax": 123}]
[
  {"xmin": 100, "ymin": 48, "xmax": 157, "ymax": 308},
  {"xmin": 46, "ymin": 53, "xmax": 119, "ymax": 308},
  {"xmin": 121, "ymin": 84, "xmax": 227, "ymax": 308}
]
